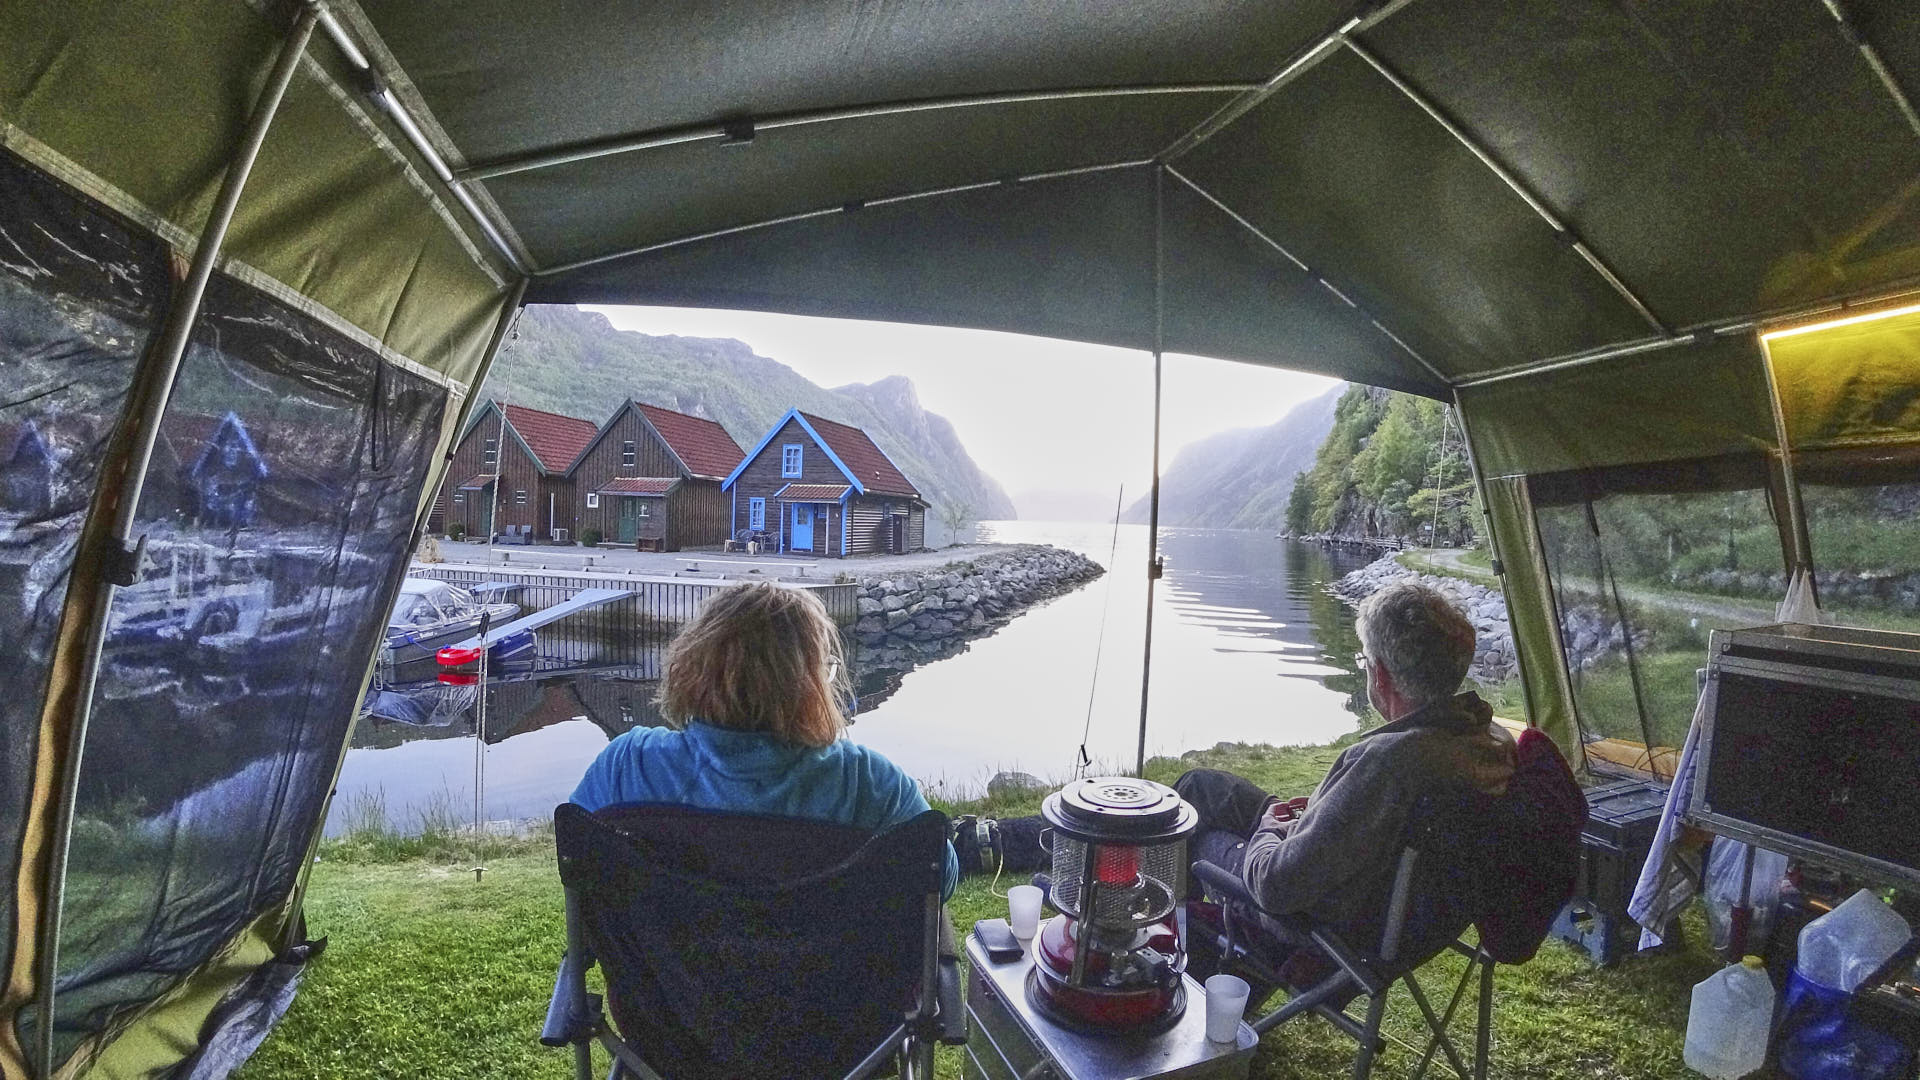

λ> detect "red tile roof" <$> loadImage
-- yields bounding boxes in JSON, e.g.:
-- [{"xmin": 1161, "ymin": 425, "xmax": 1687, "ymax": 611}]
[
  {"xmin": 635, "ymin": 402, "xmax": 746, "ymax": 480},
  {"xmin": 501, "ymin": 403, "xmax": 597, "ymax": 474},
  {"xmin": 599, "ymin": 476, "xmax": 678, "ymax": 495},
  {"xmin": 774, "ymin": 483, "xmax": 851, "ymax": 500},
  {"xmin": 797, "ymin": 411, "xmax": 920, "ymax": 498}
]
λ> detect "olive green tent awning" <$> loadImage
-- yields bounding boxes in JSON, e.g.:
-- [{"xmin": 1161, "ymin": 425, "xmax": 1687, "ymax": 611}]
[{"xmin": 367, "ymin": 0, "xmax": 1920, "ymax": 400}]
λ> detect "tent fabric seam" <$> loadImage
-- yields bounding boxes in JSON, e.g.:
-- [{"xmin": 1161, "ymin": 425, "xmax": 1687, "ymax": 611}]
[
  {"xmin": 0, "ymin": 123, "xmax": 466, "ymax": 397},
  {"xmin": 293, "ymin": 49, "xmax": 507, "ymax": 288}
]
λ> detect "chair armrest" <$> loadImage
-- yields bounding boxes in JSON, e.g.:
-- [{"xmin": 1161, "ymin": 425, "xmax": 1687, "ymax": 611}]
[
  {"xmin": 935, "ymin": 954, "xmax": 967, "ymax": 1045},
  {"xmin": 540, "ymin": 952, "xmax": 594, "ymax": 1047},
  {"xmin": 1193, "ymin": 860, "xmax": 1254, "ymax": 906}
]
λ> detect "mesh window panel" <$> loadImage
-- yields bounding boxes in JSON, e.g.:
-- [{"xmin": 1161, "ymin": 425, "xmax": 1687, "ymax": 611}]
[
  {"xmin": 1804, "ymin": 482, "xmax": 1920, "ymax": 635},
  {"xmin": 1535, "ymin": 490, "xmax": 1782, "ymax": 751},
  {"xmin": 0, "ymin": 149, "xmax": 165, "ymax": 1002},
  {"xmin": 24, "ymin": 271, "xmax": 446, "ymax": 1066}
]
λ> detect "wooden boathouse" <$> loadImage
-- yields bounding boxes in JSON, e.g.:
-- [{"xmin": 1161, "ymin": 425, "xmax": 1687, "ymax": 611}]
[
  {"xmin": 568, "ymin": 399, "xmax": 743, "ymax": 551},
  {"xmin": 723, "ymin": 409, "xmax": 926, "ymax": 557},
  {"xmin": 438, "ymin": 401, "xmax": 597, "ymax": 543}
]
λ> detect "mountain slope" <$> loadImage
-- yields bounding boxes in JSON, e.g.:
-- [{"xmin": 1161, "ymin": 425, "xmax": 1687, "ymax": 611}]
[
  {"xmin": 478, "ymin": 306, "xmax": 1016, "ymax": 541},
  {"xmin": 1121, "ymin": 385, "xmax": 1343, "ymax": 529}
]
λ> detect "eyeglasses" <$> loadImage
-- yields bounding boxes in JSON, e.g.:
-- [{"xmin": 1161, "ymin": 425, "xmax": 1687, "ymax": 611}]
[{"xmin": 1353, "ymin": 651, "xmax": 1370, "ymax": 671}]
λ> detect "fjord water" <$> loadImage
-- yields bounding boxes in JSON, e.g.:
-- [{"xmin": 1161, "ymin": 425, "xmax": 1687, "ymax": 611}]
[{"xmin": 328, "ymin": 526, "xmax": 1373, "ymax": 832}]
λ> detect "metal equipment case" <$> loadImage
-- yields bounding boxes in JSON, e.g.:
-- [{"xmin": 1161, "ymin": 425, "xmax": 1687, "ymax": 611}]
[
  {"xmin": 964, "ymin": 932, "xmax": 1256, "ymax": 1080},
  {"xmin": 1691, "ymin": 623, "xmax": 1920, "ymax": 888}
]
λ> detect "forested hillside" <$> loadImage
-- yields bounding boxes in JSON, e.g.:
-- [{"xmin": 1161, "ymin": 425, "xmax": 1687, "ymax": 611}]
[
  {"xmin": 478, "ymin": 306, "xmax": 1016, "ymax": 540},
  {"xmin": 1284, "ymin": 385, "xmax": 1475, "ymax": 544},
  {"xmin": 1122, "ymin": 386, "xmax": 1341, "ymax": 530}
]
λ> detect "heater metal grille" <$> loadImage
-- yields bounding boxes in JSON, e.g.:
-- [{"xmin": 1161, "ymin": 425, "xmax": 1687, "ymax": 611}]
[{"xmin": 1050, "ymin": 834, "xmax": 1187, "ymax": 927}]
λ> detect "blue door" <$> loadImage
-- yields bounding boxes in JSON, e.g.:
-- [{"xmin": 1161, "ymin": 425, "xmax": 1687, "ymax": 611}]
[{"xmin": 791, "ymin": 503, "xmax": 814, "ymax": 551}]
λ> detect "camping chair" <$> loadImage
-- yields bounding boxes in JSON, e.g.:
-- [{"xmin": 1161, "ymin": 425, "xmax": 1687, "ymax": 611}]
[
  {"xmin": 1190, "ymin": 792, "xmax": 1506, "ymax": 1080},
  {"xmin": 541, "ymin": 803, "xmax": 965, "ymax": 1080}
]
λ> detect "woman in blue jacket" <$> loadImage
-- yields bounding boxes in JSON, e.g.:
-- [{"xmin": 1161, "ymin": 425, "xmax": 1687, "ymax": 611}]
[{"xmin": 572, "ymin": 580, "xmax": 957, "ymax": 898}]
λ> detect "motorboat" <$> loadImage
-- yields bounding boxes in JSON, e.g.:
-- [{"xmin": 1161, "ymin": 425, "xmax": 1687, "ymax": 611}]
[{"xmin": 384, "ymin": 578, "xmax": 518, "ymax": 665}]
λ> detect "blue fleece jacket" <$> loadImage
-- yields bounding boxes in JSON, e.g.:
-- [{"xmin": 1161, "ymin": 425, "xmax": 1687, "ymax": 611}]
[{"xmin": 571, "ymin": 720, "xmax": 957, "ymax": 899}]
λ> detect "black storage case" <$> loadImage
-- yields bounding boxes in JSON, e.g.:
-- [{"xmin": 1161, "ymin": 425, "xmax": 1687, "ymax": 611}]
[
  {"xmin": 1575, "ymin": 779, "xmax": 1668, "ymax": 918},
  {"xmin": 1550, "ymin": 778, "xmax": 1667, "ymax": 965}
]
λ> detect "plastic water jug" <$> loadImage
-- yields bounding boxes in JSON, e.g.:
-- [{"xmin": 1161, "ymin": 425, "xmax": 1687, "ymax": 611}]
[
  {"xmin": 1796, "ymin": 889, "xmax": 1911, "ymax": 992},
  {"xmin": 1683, "ymin": 956, "xmax": 1774, "ymax": 1079}
]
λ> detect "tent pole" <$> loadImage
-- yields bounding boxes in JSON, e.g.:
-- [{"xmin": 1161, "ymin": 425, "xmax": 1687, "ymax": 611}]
[
  {"xmin": 30, "ymin": 6, "xmax": 318, "ymax": 1073},
  {"xmin": 458, "ymin": 84, "xmax": 1261, "ymax": 183},
  {"xmin": 1758, "ymin": 343, "xmax": 1812, "ymax": 576},
  {"xmin": 1136, "ymin": 167, "xmax": 1167, "ymax": 777}
]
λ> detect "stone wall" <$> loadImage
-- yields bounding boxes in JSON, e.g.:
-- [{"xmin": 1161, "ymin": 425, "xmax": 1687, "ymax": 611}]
[
  {"xmin": 850, "ymin": 545, "xmax": 1104, "ymax": 672},
  {"xmin": 1332, "ymin": 554, "xmax": 1645, "ymax": 685}
]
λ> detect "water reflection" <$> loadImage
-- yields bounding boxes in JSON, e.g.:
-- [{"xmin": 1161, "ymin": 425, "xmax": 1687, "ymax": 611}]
[{"xmin": 333, "ymin": 526, "xmax": 1375, "ymax": 831}]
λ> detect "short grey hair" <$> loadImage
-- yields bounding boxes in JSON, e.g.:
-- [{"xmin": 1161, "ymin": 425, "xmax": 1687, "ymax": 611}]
[{"xmin": 1355, "ymin": 583, "xmax": 1475, "ymax": 708}]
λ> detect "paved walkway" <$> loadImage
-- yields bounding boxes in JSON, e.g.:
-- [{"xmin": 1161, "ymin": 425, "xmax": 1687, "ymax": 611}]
[{"xmin": 420, "ymin": 537, "xmax": 1023, "ymax": 577}]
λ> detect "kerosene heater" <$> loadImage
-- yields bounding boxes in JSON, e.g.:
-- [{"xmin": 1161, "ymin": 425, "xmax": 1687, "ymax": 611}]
[{"xmin": 1028, "ymin": 777, "xmax": 1200, "ymax": 1031}]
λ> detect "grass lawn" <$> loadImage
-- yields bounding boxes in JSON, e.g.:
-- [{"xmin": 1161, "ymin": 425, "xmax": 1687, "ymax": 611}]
[{"xmin": 239, "ymin": 742, "xmax": 1724, "ymax": 1080}]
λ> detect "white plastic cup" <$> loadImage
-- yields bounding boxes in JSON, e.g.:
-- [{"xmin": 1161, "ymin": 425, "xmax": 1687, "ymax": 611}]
[
  {"xmin": 1008, "ymin": 885, "xmax": 1044, "ymax": 939},
  {"xmin": 1205, "ymin": 974, "xmax": 1250, "ymax": 1043}
]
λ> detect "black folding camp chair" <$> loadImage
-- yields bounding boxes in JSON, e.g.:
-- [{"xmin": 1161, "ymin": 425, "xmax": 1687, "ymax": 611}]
[
  {"xmin": 541, "ymin": 803, "xmax": 965, "ymax": 1080},
  {"xmin": 1190, "ymin": 792, "xmax": 1504, "ymax": 1080}
]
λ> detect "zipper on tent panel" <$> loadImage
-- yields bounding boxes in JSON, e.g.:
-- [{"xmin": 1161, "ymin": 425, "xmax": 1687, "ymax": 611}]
[{"xmin": 30, "ymin": 8, "xmax": 320, "ymax": 1075}]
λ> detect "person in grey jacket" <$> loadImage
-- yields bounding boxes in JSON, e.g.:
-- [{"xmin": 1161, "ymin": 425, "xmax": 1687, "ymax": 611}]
[{"xmin": 1176, "ymin": 582, "xmax": 1517, "ymax": 939}]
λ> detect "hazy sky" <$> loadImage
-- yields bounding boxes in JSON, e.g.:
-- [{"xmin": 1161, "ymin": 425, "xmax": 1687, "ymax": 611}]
[{"xmin": 586, "ymin": 305, "xmax": 1338, "ymax": 506}]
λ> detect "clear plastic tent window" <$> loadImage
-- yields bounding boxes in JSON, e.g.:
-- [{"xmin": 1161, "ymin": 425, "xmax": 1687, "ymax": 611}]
[{"xmin": 23, "ymin": 267, "xmax": 447, "ymax": 1066}]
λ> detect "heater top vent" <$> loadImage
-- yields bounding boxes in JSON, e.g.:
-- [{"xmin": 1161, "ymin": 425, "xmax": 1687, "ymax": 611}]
[{"xmin": 1042, "ymin": 776, "xmax": 1198, "ymax": 844}]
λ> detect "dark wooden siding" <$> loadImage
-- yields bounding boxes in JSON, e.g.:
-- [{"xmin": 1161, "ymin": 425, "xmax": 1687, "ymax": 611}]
[
  {"xmin": 572, "ymin": 405, "xmax": 682, "ymax": 543},
  {"xmin": 666, "ymin": 480, "xmax": 731, "ymax": 550},
  {"xmin": 434, "ymin": 405, "xmax": 578, "ymax": 541},
  {"xmin": 908, "ymin": 506, "xmax": 925, "ymax": 550},
  {"xmin": 730, "ymin": 417, "xmax": 850, "ymax": 537},
  {"xmin": 439, "ymin": 406, "xmax": 544, "ymax": 540},
  {"xmin": 848, "ymin": 498, "xmax": 886, "ymax": 555}
]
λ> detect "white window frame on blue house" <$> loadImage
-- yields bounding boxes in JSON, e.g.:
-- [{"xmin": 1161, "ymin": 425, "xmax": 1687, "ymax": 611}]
[
  {"xmin": 782, "ymin": 444, "xmax": 803, "ymax": 477},
  {"xmin": 749, "ymin": 497, "xmax": 766, "ymax": 529}
]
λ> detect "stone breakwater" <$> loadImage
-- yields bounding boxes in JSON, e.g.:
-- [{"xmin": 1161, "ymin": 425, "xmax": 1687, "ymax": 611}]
[
  {"xmin": 1332, "ymin": 554, "xmax": 1645, "ymax": 685},
  {"xmin": 850, "ymin": 545, "xmax": 1104, "ymax": 671}
]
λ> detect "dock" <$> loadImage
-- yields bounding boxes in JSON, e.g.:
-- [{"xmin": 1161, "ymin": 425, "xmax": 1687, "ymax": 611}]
[
  {"xmin": 448, "ymin": 587, "xmax": 629, "ymax": 651},
  {"xmin": 410, "ymin": 563, "xmax": 859, "ymax": 628}
]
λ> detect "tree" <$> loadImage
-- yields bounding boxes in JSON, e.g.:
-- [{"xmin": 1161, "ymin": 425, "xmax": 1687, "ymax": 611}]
[{"xmin": 937, "ymin": 500, "xmax": 975, "ymax": 533}]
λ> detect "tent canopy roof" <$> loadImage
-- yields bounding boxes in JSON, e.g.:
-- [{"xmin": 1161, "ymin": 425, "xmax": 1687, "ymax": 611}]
[{"xmin": 339, "ymin": 0, "xmax": 1920, "ymax": 399}]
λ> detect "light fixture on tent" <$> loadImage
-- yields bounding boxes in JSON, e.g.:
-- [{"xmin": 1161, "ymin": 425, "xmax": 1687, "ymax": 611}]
[{"xmin": 1760, "ymin": 299, "xmax": 1920, "ymax": 341}]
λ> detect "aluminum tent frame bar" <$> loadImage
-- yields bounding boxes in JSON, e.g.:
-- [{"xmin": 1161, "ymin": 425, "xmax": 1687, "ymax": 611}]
[
  {"xmin": 533, "ymin": 158, "xmax": 1152, "ymax": 278},
  {"xmin": 315, "ymin": 5, "xmax": 529, "ymax": 274},
  {"xmin": 1156, "ymin": 0, "xmax": 1423, "ymax": 163},
  {"xmin": 1164, "ymin": 166, "xmax": 1452, "ymax": 388},
  {"xmin": 31, "ymin": 8, "xmax": 320, "ymax": 1075},
  {"xmin": 1340, "ymin": 37, "xmax": 1669, "ymax": 337},
  {"xmin": 457, "ymin": 84, "xmax": 1261, "ymax": 183},
  {"xmin": 1819, "ymin": 0, "xmax": 1920, "ymax": 142}
]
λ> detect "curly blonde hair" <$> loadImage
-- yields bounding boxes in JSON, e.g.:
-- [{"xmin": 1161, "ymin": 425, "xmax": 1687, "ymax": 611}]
[{"xmin": 657, "ymin": 581, "xmax": 849, "ymax": 748}]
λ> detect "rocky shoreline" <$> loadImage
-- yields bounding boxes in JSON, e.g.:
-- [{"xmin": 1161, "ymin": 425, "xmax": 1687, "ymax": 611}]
[
  {"xmin": 849, "ymin": 545, "xmax": 1105, "ymax": 672},
  {"xmin": 1332, "ymin": 553, "xmax": 1643, "ymax": 685}
]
